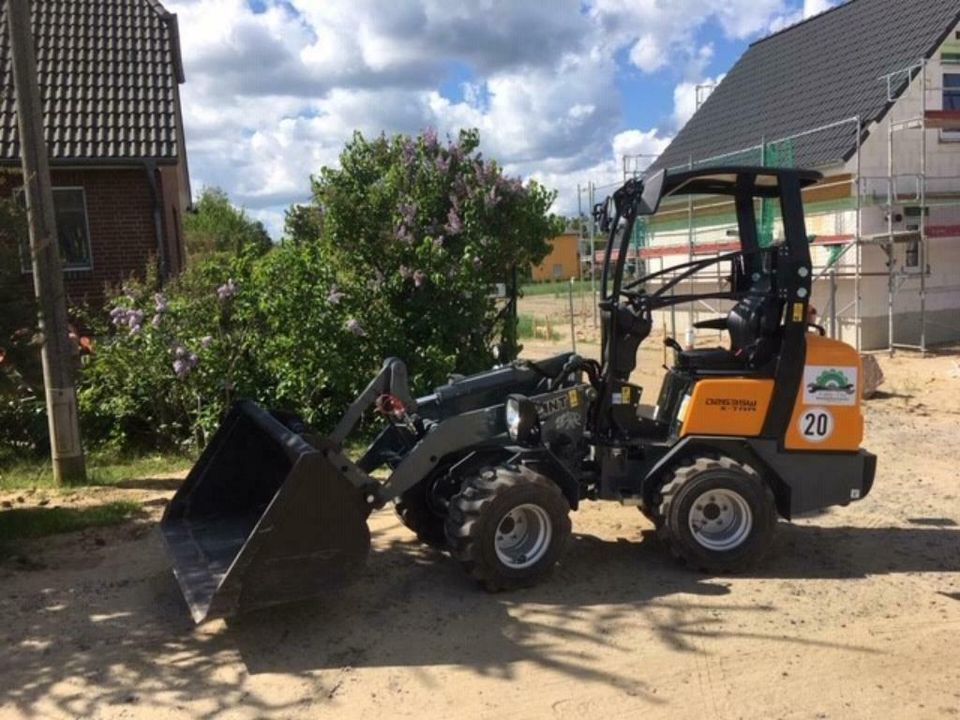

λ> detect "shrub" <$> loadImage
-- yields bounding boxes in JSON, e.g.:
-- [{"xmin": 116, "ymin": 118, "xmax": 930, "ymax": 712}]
[
  {"xmin": 42, "ymin": 129, "xmax": 563, "ymax": 452},
  {"xmin": 308, "ymin": 127, "xmax": 562, "ymax": 386},
  {"xmin": 0, "ymin": 183, "xmax": 48, "ymax": 454},
  {"xmin": 76, "ymin": 254, "xmax": 261, "ymax": 450}
]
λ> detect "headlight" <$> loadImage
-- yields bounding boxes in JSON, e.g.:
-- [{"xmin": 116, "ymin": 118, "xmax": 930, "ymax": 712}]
[
  {"xmin": 505, "ymin": 394, "xmax": 537, "ymax": 443},
  {"xmin": 506, "ymin": 397, "xmax": 521, "ymax": 440}
]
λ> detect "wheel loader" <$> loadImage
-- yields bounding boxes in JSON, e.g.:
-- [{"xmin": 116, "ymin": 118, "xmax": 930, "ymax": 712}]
[{"xmin": 161, "ymin": 166, "xmax": 877, "ymax": 622}]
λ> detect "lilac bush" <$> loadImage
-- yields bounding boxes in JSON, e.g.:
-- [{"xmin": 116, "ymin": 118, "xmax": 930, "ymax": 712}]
[
  {"xmin": 76, "ymin": 129, "xmax": 562, "ymax": 451},
  {"xmin": 310, "ymin": 127, "xmax": 561, "ymax": 387}
]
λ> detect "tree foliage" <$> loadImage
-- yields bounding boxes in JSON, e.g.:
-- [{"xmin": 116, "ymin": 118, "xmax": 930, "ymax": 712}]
[
  {"xmin": 309, "ymin": 127, "xmax": 561, "ymax": 384},
  {"xmin": 6, "ymin": 129, "xmax": 564, "ymax": 452},
  {"xmin": 0, "ymin": 187, "xmax": 48, "ymax": 452},
  {"xmin": 184, "ymin": 187, "xmax": 272, "ymax": 258},
  {"xmin": 282, "ymin": 203, "xmax": 324, "ymax": 245}
]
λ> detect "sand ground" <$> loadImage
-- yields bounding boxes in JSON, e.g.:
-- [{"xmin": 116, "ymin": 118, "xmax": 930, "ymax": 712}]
[{"xmin": 1, "ymin": 297, "xmax": 959, "ymax": 719}]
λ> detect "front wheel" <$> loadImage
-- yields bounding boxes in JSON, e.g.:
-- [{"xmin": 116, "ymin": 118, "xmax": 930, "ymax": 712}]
[
  {"xmin": 445, "ymin": 465, "xmax": 571, "ymax": 591},
  {"xmin": 394, "ymin": 480, "xmax": 447, "ymax": 548},
  {"xmin": 657, "ymin": 456, "xmax": 776, "ymax": 572}
]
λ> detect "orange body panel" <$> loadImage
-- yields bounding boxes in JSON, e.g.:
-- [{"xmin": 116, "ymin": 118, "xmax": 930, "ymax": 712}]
[
  {"xmin": 680, "ymin": 379, "xmax": 774, "ymax": 438},
  {"xmin": 785, "ymin": 334, "xmax": 864, "ymax": 451}
]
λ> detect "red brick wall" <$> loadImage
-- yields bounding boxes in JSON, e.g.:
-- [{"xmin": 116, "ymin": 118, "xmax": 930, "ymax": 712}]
[{"xmin": 0, "ymin": 167, "xmax": 161, "ymax": 305}]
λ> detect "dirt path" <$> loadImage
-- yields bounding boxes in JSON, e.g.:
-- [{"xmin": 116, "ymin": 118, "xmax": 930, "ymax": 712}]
[{"xmin": 1, "ymin": 352, "xmax": 960, "ymax": 719}]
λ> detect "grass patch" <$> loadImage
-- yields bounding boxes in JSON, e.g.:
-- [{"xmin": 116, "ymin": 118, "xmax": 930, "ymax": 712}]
[
  {"xmin": 517, "ymin": 314, "xmax": 560, "ymax": 340},
  {"xmin": 0, "ymin": 451, "xmax": 194, "ymax": 492},
  {"xmin": 521, "ymin": 280, "xmax": 596, "ymax": 297},
  {"xmin": 0, "ymin": 501, "xmax": 142, "ymax": 546}
]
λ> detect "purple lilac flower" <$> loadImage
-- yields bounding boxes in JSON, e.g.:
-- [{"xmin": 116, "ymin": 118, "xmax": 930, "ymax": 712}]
[
  {"xmin": 395, "ymin": 225, "xmax": 413, "ymax": 244},
  {"xmin": 413, "ymin": 270, "xmax": 426, "ymax": 288},
  {"xmin": 445, "ymin": 207, "xmax": 462, "ymax": 235},
  {"xmin": 401, "ymin": 138, "xmax": 415, "ymax": 166},
  {"xmin": 154, "ymin": 293, "xmax": 168, "ymax": 313},
  {"xmin": 399, "ymin": 201, "xmax": 417, "ymax": 225},
  {"xmin": 326, "ymin": 286, "xmax": 344, "ymax": 305},
  {"xmin": 345, "ymin": 318, "xmax": 365, "ymax": 336},
  {"xmin": 151, "ymin": 314, "xmax": 162, "ymax": 329},
  {"xmin": 108, "ymin": 305, "xmax": 143, "ymax": 331},
  {"xmin": 172, "ymin": 344, "xmax": 200, "ymax": 379},
  {"xmin": 435, "ymin": 154, "xmax": 450, "ymax": 175},
  {"xmin": 173, "ymin": 359, "xmax": 189, "ymax": 379},
  {"xmin": 129, "ymin": 324, "xmax": 142, "ymax": 336},
  {"xmin": 422, "ymin": 127, "xmax": 438, "ymax": 150},
  {"xmin": 217, "ymin": 279, "xmax": 237, "ymax": 302}
]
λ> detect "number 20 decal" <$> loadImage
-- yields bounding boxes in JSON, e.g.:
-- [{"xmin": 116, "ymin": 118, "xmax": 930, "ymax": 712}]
[{"xmin": 798, "ymin": 407, "xmax": 834, "ymax": 442}]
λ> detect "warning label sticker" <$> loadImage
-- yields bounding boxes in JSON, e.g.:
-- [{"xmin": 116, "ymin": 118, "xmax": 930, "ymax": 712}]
[{"xmin": 803, "ymin": 365, "xmax": 858, "ymax": 406}]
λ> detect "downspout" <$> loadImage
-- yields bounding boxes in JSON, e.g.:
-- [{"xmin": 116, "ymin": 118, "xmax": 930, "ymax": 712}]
[{"xmin": 143, "ymin": 160, "xmax": 168, "ymax": 280}]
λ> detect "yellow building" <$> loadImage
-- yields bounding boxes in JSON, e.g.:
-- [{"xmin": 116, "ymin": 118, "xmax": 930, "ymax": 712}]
[{"xmin": 531, "ymin": 232, "xmax": 580, "ymax": 282}]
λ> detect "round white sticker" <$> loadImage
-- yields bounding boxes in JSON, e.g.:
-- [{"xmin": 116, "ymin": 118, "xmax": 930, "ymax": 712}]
[{"xmin": 798, "ymin": 407, "xmax": 834, "ymax": 442}]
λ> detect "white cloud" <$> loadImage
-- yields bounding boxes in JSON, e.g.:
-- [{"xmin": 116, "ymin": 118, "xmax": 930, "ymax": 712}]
[
  {"xmin": 803, "ymin": 0, "xmax": 837, "ymax": 18},
  {"xmin": 164, "ymin": 0, "xmax": 808, "ymax": 236},
  {"xmin": 769, "ymin": 0, "xmax": 837, "ymax": 33},
  {"xmin": 526, "ymin": 129, "xmax": 673, "ymax": 218},
  {"xmin": 590, "ymin": 0, "xmax": 792, "ymax": 75},
  {"xmin": 672, "ymin": 74, "xmax": 726, "ymax": 129}
]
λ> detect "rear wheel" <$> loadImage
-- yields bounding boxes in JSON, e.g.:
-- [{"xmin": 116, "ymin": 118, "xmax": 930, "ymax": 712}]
[
  {"xmin": 657, "ymin": 456, "xmax": 776, "ymax": 572},
  {"xmin": 445, "ymin": 465, "xmax": 571, "ymax": 591}
]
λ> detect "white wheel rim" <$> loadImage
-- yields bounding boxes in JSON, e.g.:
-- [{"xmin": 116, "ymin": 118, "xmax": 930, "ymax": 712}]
[
  {"xmin": 494, "ymin": 503, "xmax": 553, "ymax": 569},
  {"xmin": 688, "ymin": 488, "xmax": 753, "ymax": 552}
]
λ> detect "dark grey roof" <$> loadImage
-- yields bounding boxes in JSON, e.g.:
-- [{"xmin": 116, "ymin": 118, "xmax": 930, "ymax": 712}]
[
  {"xmin": 651, "ymin": 0, "xmax": 960, "ymax": 173},
  {"xmin": 0, "ymin": 0, "xmax": 185, "ymax": 162}
]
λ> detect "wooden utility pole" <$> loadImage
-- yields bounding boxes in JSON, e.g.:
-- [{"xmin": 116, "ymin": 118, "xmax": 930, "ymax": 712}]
[{"xmin": 8, "ymin": 0, "xmax": 86, "ymax": 484}]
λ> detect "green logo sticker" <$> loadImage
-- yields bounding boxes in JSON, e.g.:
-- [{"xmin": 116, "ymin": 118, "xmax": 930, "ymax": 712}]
[
  {"xmin": 807, "ymin": 369, "xmax": 855, "ymax": 395},
  {"xmin": 803, "ymin": 365, "xmax": 858, "ymax": 406}
]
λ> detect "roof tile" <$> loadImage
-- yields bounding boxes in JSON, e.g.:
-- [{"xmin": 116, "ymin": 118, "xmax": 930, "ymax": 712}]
[
  {"xmin": 653, "ymin": 0, "xmax": 960, "ymax": 173},
  {"xmin": 0, "ymin": 0, "xmax": 183, "ymax": 162}
]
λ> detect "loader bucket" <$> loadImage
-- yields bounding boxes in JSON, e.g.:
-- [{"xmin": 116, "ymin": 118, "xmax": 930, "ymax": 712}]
[{"xmin": 160, "ymin": 401, "xmax": 371, "ymax": 623}]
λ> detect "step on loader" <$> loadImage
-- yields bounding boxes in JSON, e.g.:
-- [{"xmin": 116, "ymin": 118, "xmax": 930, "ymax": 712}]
[{"xmin": 162, "ymin": 167, "xmax": 877, "ymax": 622}]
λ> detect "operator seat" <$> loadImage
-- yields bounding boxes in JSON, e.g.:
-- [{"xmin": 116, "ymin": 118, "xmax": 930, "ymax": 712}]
[{"xmin": 675, "ymin": 272, "xmax": 782, "ymax": 372}]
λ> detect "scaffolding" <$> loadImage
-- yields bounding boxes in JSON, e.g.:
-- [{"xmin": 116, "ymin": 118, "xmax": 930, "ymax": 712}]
[{"xmin": 620, "ymin": 55, "xmax": 960, "ymax": 354}]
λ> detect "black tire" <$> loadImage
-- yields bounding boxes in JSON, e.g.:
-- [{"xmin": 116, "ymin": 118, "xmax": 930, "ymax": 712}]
[
  {"xmin": 394, "ymin": 481, "xmax": 447, "ymax": 548},
  {"xmin": 638, "ymin": 505, "xmax": 663, "ymax": 528},
  {"xmin": 445, "ymin": 464, "xmax": 571, "ymax": 591},
  {"xmin": 657, "ymin": 456, "xmax": 776, "ymax": 572}
]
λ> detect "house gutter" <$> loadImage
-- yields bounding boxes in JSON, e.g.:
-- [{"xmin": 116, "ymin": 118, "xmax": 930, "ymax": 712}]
[{"xmin": 143, "ymin": 160, "xmax": 168, "ymax": 280}]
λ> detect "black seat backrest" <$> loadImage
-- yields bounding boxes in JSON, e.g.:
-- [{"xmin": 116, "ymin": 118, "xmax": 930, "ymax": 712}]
[{"xmin": 725, "ymin": 253, "xmax": 782, "ymax": 365}]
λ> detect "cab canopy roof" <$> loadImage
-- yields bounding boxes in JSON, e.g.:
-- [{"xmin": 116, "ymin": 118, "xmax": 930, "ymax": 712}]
[{"xmin": 660, "ymin": 167, "xmax": 823, "ymax": 199}]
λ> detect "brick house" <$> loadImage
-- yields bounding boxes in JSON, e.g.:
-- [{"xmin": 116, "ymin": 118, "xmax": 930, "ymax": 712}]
[{"xmin": 0, "ymin": 0, "xmax": 190, "ymax": 304}]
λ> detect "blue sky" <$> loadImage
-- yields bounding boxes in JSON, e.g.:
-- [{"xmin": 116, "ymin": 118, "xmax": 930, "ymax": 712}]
[{"xmin": 164, "ymin": 0, "xmax": 836, "ymax": 235}]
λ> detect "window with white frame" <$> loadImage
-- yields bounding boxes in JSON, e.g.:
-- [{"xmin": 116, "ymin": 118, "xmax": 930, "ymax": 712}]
[
  {"xmin": 17, "ymin": 187, "xmax": 93, "ymax": 271},
  {"xmin": 944, "ymin": 73, "xmax": 960, "ymax": 109},
  {"xmin": 942, "ymin": 72, "xmax": 960, "ymax": 141}
]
